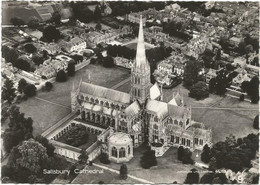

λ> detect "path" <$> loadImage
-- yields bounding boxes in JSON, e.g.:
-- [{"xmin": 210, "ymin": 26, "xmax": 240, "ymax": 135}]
[
  {"xmin": 92, "ymin": 163, "xmax": 154, "ymax": 184},
  {"xmin": 33, "ymin": 97, "xmax": 71, "ymax": 110},
  {"xmin": 110, "ymin": 77, "xmax": 131, "ymax": 90}
]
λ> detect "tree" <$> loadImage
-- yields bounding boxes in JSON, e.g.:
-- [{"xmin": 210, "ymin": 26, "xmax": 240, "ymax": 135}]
[
  {"xmin": 94, "ymin": 5, "xmax": 102, "ymax": 20},
  {"xmin": 99, "ymin": 153, "xmax": 110, "ymax": 164},
  {"xmin": 140, "ymin": 149, "xmax": 157, "ymax": 169},
  {"xmin": 42, "ymin": 25, "xmax": 61, "ymax": 42},
  {"xmin": 56, "ymin": 70, "xmax": 67, "ymax": 82},
  {"xmin": 8, "ymin": 139, "xmax": 48, "ymax": 175},
  {"xmin": 189, "ymin": 81, "xmax": 209, "ymax": 100},
  {"xmin": 90, "ymin": 58, "xmax": 96, "ymax": 64},
  {"xmin": 27, "ymin": 16, "xmax": 40, "ymax": 29},
  {"xmin": 215, "ymin": 69, "xmax": 229, "ymax": 95},
  {"xmin": 3, "ymin": 106, "xmax": 33, "ymax": 153},
  {"xmin": 208, "ymin": 78, "xmax": 216, "ymax": 93},
  {"xmin": 24, "ymin": 43, "xmax": 37, "ymax": 53},
  {"xmin": 14, "ymin": 57, "xmax": 32, "ymax": 72},
  {"xmin": 2, "ymin": 78, "xmax": 16, "ymax": 105},
  {"xmin": 208, "ymin": 157, "xmax": 217, "ymax": 171},
  {"xmin": 253, "ymin": 115, "xmax": 259, "ymax": 130},
  {"xmin": 95, "ymin": 22, "xmax": 102, "ymax": 31},
  {"xmin": 18, "ymin": 79, "xmax": 28, "ymax": 94},
  {"xmin": 249, "ymin": 76, "xmax": 259, "ymax": 103},
  {"xmin": 78, "ymin": 149, "xmax": 89, "ymax": 164},
  {"xmin": 239, "ymin": 94, "xmax": 244, "ymax": 101},
  {"xmin": 3, "ymin": 47, "xmax": 19, "ymax": 64},
  {"xmin": 177, "ymin": 146, "xmax": 184, "ymax": 161},
  {"xmin": 120, "ymin": 164, "xmax": 128, "ymax": 179},
  {"xmin": 184, "ymin": 168, "xmax": 199, "ymax": 184},
  {"xmin": 10, "ymin": 17, "xmax": 25, "ymax": 27},
  {"xmin": 24, "ymin": 84, "xmax": 37, "ymax": 97},
  {"xmin": 44, "ymin": 82, "xmax": 53, "ymax": 92},
  {"xmin": 102, "ymin": 56, "xmax": 115, "ymax": 68},
  {"xmin": 200, "ymin": 173, "xmax": 214, "ymax": 184},
  {"xmin": 183, "ymin": 60, "xmax": 203, "ymax": 88},
  {"xmin": 34, "ymin": 135, "xmax": 55, "ymax": 157},
  {"xmin": 182, "ymin": 148, "xmax": 194, "ymax": 164},
  {"xmin": 68, "ymin": 62, "xmax": 76, "ymax": 76},
  {"xmin": 201, "ymin": 144, "xmax": 211, "ymax": 163},
  {"xmin": 51, "ymin": 11, "xmax": 61, "ymax": 25}
]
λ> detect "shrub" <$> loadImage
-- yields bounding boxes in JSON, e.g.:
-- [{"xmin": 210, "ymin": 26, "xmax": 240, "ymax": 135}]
[
  {"xmin": 120, "ymin": 164, "xmax": 128, "ymax": 179},
  {"xmin": 64, "ymin": 125, "xmax": 89, "ymax": 147},
  {"xmin": 67, "ymin": 62, "xmax": 76, "ymax": 77},
  {"xmin": 24, "ymin": 84, "xmax": 37, "ymax": 97},
  {"xmin": 140, "ymin": 149, "xmax": 157, "ymax": 169},
  {"xmin": 56, "ymin": 70, "xmax": 67, "ymax": 82},
  {"xmin": 239, "ymin": 94, "xmax": 244, "ymax": 101},
  {"xmin": 99, "ymin": 153, "xmax": 110, "ymax": 164},
  {"xmin": 45, "ymin": 82, "xmax": 53, "ymax": 92},
  {"xmin": 253, "ymin": 115, "xmax": 259, "ymax": 130},
  {"xmin": 189, "ymin": 81, "xmax": 209, "ymax": 100}
]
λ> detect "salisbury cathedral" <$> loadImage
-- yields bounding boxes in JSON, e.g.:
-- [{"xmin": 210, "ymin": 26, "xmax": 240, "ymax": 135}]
[{"xmin": 71, "ymin": 17, "xmax": 212, "ymax": 158}]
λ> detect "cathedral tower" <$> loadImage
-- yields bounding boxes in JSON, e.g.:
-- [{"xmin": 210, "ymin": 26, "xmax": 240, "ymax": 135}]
[{"xmin": 130, "ymin": 15, "xmax": 151, "ymax": 104}]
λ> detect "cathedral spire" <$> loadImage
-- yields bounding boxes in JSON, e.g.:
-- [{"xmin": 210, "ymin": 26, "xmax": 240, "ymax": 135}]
[{"xmin": 135, "ymin": 15, "xmax": 148, "ymax": 68}]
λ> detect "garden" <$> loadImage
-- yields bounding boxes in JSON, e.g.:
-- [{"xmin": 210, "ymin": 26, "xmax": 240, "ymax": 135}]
[{"xmin": 57, "ymin": 124, "xmax": 97, "ymax": 150}]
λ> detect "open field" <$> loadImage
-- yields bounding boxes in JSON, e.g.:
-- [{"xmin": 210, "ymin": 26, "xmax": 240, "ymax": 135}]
[
  {"xmin": 72, "ymin": 165, "xmax": 140, "ymax": 184},
  {"xmin": 94, "ymin": 145, "xmax": 199, "ymax": 184},
  {"xmin": 57, "ymin": 130, "xmax": 97, "ymax": 150},
  {"xmin": 18, "ymin": 97, "xmax": 71, "ymax": 136}
]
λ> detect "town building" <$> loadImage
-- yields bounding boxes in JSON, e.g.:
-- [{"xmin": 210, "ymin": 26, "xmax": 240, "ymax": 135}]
[
  {"xmin": 59, "ymin": 37, "xmax": 86, "ymax": 53},
  {"xmin": 70, "ymin": 17, "xmax": 212, "ymax": 160}
]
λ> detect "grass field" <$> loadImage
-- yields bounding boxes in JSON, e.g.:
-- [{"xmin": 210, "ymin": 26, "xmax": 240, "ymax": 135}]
[
  {"xmin": 18, "ymin": 98, "xmax": 71, "ymax": 136},
  {"xmin": 94, "ymin": 145, "xmax": 199, "ymax": 184}
]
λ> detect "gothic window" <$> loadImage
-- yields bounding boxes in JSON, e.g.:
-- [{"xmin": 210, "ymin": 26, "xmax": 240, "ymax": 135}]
[
  {"xmin": 179, "ymin": 121, "xmax": 183, "ymax": 127},
  {"xmin": 112, "ymin": 147, "xmax": 117, "ymax": 157},
  {"xmin": 153, "ymin": 124, "xmax": 159, "ymax": 142},
  {"xmin": 174, "ymin": 120, "xmax": 178, "ymax": 125},
  {"xmin": 154, "ymin": 116, "xmax": 158, "ymax": 122},
  {"xmin": 175, "ymin": 136, "xmax": 179, "ymax": 143},
  {"xmin": 100, "ymin": 101, "xmax": 104, "ymax": 105},
  {"xmin": 194, "ymin": 138, "xmax": 198, "ymax": 145},
  {"xmin": 119, "ymin": 147, "xmax": 125, "ymax": 158},
  {"xmin": 105, "ymin": 102, "xmax": 109, "ymax": 107},
  {"xmin": 181, "ymin": 138, "xmax": 186, "ymax": 145},
  {"xmin": 187, "ymin": 139, "xmax": 190, "ymax": 147},
  {"xmin": 138, "ymin": 89, "xmax": 140, "ymax": 97},
  {"xmin": 199, "ymin": 139, "xmax": 203, "ymax": 145},
  {"xmin": 169, "ymin": 118, "xmax": 173, "ymax": 124},
  {"xmin": 111, "ymin": 103, "xmax": 115, "ymax": 109},
  {"xmin": 85, "ymin": 96, "xmax": 89, "ymax": 101},
  {"xmin": 186, "ymin": 119, "xmax": 190, "ymax": 125},
  {"xmin": 90, "ymin": 97, "xmax": 94, "ymax": 103},
  {"xmin": 170, "ymin": 135, "xmax": 174, "ymax": 142},
  {"xmin": 128, "ymin": 145, "xmax": 131, "ymax": 155},
  {"xmin": 95, "ymin": 99, "xmax": 99, "ymax": 104}
]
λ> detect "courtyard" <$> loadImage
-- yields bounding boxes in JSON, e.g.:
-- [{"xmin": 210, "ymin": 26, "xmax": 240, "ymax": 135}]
[{"xmin": 57, "ymin": 128, "xmax": 97, "ymax": 150}]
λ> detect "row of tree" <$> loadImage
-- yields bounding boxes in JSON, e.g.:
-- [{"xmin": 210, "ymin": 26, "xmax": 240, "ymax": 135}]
[{"xmin": 200, "ymin": 133, "xmax": 259, "ymax": 173}]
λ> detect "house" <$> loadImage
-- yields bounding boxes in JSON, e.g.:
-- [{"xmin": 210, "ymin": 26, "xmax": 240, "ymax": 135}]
[{"xmin": 59, "ymin": 37, "xmax": 86, "ymax": 53}]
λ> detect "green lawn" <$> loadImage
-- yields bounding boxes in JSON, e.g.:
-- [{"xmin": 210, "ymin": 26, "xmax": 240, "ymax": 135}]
[
  {"xmin": 18, "ymin": 98, "xmax": 71, "ymax": 136},
  {"xmin": 57, "ymin": 130, "xmax": 97, "ymax": 150},
  {"xmin": 72, "ymin": 165, "xmax": 140, "ymax": 184},
  {"xmin": 94, "ymin": 145, "xmax": 199, "ymax": 184}
]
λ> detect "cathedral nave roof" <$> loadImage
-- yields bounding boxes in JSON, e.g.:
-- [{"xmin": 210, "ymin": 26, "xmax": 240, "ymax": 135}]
[
  {"xmin": 80, "ymin": 82, "xmax": 131, "ymax": 104},
  {"xmin": 125, "ymin": 101, "xmax": 141, "ymax": 118},
  {"xmin": 146, "ymin": 99, "xmax": 168, "ymax": 120}
]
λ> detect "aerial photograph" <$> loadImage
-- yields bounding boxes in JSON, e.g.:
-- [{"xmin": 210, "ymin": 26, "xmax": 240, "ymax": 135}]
[{"xmin": 1, "ymin": 1, "xmax": 259, "ymax": 184}]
